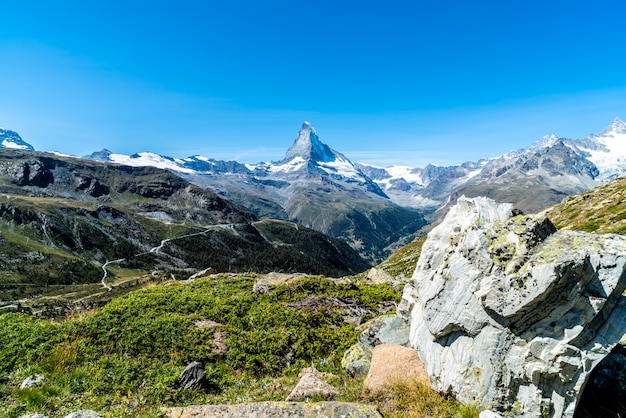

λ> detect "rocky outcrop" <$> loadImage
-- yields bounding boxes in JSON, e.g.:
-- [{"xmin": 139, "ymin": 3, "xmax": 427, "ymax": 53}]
[
  {"xmin": 175, "ymin": 361, "xmax": 207, "ymax": 390},
  {"xmin": 399, "ymin": 196, "xmax": 626, "ymax": 418},
  {"xmin": 165, "ymin": 401, "xmax": 382, "ymax": 418},
  {"xmin": 252, "ymin": 272, "xmax": 312, "ymax": 294}
]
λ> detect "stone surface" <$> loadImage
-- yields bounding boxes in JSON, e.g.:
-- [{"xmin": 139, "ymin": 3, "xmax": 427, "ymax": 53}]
[
  {"xmin": 175, "ymin": 361, "xmax": 207, "ymax": 390},
  {"xmin": 285, "ymin": 367, "xmax": 340, "ymax": 401},
  {"xmin": 253, "ymin": 273, "xmax": 317, "ymax": 294},
  {"xmin": 399, "ymin": 196, "xmax": 626, "ymax": 418},
  {"xmin": 341, "ymin": 314, "xmax": 410, "ymax": 376},
  {"xmin": 165, "ymin": 401, "xmax": 383, "ymax": 418},
  {"xmin": 20, "ymin": 375, "xmax": 44, "ymax": 389},
  {"xmin": 363, "ymin": 344, "xmax": 428, "ymax": 392},
  {"xmin": 341, "ymin": 342, "xmax": 371, "ymax": 376},
  {"xmin": 63, "ymin": 411, "xmax": 101, "ymax": 418},
  {"xmin": 19, "ymin": 414, "xmax": 49, "ymax": 418},
  {"xmin": 480, "ymin": 411, "xmax": 504, "ymax": 418},
  {"xmin": 366, "ymin": 267, "xmax": 406, "ymax": 287}
]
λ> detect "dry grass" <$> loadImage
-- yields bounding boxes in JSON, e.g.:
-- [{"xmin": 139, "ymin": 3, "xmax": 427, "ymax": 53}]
[{"xmin": 363, "ymin": 378, "xmax": 481, "ymax": 418}]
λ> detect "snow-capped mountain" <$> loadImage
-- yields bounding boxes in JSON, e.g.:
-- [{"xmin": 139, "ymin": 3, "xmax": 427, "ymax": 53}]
[
  {"xmin": 80, "ymin": 117, "xmax": 626, "ymax": 250},
  {"xmin": 88, "ymin": 148, "xmax": 253, "ymax": 175},
  {"xmin": 284, "ymin": 121, "xmax": 336, "ymax": 162},
  {"xmin": 357, "ymin": 160, "xmax": 486, "ymax": 209},
  {"xmin": 254, "ymin": 121, "xmax": 387, "ymax": 197},
  {"xmin": 0, "ymin": 128, "xmax": 34, "ymax": 151},
  {"xmin": 86, "ymin": 122, "xmax": 426, "ymax": 262},
  {"xmin": 89, "ymin": 149, "xmax": 196, "ymax": 174},
  {"xmin": 570, "ymin": 117, "xmax": 626, "ymax": 182},
  {"xmin": 5, "ymin": 117, "xmax": 626, "ymax": 257},
  {"xmin": 360, "ymin": 118, "xmax": 626, "ymax": 214}
]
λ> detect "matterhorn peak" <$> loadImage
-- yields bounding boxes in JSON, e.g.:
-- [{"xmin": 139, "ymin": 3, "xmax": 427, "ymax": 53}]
[
  {"xmin": 600, "ymin": 117, "xmax": 626, "ymax": 136},
  {"xmin": 284, "ymin": 121, "xmax": 336, "ymax": 163}
]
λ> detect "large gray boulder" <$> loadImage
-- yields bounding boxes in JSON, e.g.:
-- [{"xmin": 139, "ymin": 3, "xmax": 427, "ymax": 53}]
[{"xmin": 399, "ymin": 196, "xmax": 626, "ymax": 418}]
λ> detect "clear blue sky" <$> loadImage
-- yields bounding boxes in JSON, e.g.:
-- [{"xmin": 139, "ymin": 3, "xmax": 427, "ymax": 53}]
[{"xmin": 1, "ymin": 1, "xmax": 625, "ymax": 167}]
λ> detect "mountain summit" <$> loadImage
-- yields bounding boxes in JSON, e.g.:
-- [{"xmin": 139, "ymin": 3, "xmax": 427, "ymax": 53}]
[
  {"xmin": 0, "ymin": 128, "xmax": 34, "ymax": 151},
  {"xmin": 284, "ymin": 121, "xmax": 338, "ymax": 163},
  {"xmin": 600, "ymin": 117, "xmax": 626, "ymax": 136}
]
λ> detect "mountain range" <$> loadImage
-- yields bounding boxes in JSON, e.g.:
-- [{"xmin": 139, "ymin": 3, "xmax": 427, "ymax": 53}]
[
  {"xmin": 87, "ymin": 122, "xmax": 427, "ymax": 262},
  {"xmin": 2, "ymin": 118, "xmax": 626, "ymax": 262},
  {"xmin": 364, "ymin": 118, "xmax": 626, "ymax": 212}
]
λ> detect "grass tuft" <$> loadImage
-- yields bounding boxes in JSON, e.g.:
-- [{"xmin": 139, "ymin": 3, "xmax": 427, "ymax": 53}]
[{"xmin": 363, "ymin": 378, "xmax": 481, "ymax": 418}]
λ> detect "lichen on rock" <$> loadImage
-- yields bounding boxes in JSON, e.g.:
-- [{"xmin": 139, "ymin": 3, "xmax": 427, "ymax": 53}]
[
  {"xmin": 399, "ymin": 195, "xmax": 626, "ymax": 418},
  {"xmin": 341, "ymin": 314, "xmax": 410, "ymax": 376}
]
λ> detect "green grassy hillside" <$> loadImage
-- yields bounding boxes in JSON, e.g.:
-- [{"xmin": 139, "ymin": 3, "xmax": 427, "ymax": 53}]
[
  {"xmin": 0, "ymin": 274, "xmax": 478, "ymax": 418},
  {"xmin": 0, "ymin": 150, "xmax": 371, "ymax": 314},
  {"xmin": 545, "ymin": 177, "xmax": 626, "ymax": 234}
]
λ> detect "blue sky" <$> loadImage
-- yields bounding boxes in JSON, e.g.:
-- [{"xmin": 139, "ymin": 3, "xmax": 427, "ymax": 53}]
[{"xmin": 1, "ymin": 1, "xmax": 625, "ymax": 167}]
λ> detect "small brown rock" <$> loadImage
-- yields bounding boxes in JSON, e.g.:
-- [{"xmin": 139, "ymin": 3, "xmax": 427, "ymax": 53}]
[
  {"xmin": 363, "ymin": 344, "xmax": 428, "ymax": 392},
  {"xmin": 286, "ymin": 367, "xmax": 340, "ymax": 401}
]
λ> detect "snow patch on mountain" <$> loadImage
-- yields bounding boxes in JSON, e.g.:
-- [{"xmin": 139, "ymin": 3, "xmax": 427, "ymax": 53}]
[
  {"xmin": 186, "ymin": 155, "xmax": 210, "ymax": 162},
  {"xmin": 385, "ymin": 165, "xmax": 426, "ymax": 186},
  {"xmin": 511, "ymin": 133, "xmax": 560, "ymax": 156},
  {"xmin": 266, "ymin": 157, "xmax": 307, "ymax": 174},
  {"xmin": 319, "ymin": 157, "xmax": 367, "ymax": 180},
  {"xmin": 108, "ymin": 152, "xmax": 196, "ymax": 174}
]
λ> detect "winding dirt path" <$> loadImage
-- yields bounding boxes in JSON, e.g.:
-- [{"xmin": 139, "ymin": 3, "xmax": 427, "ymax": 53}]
[{"xmin": 101, "ymin": 259, "xmax": 125, "ymax": 291}]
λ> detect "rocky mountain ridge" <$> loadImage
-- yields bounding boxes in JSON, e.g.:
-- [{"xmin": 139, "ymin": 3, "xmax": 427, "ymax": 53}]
[
  {"xmin": 361, "ymin": 117, "xmax": 626, "ymax": 213},
  {"xmin": 82, "ymin": 117, "xmax": 626, "ymax": 218}
]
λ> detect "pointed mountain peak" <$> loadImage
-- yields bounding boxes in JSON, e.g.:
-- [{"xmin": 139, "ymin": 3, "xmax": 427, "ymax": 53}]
[
  {"xmin": 86, "ymin": 149, "xmax": 113, "ymax": 162},
  {"xmin": 0, "ymin": 128, "xmax": 35, "ymax": 151},
  {"xmin": 600, "ymin": 117, "xmax": 626, "ymax": 136},
  {"xmin": 284, "ymin": 121, "xmax": 336, "ymax": 163},
  {"xmin": 534, "ymin": 133, "xmax": 560, "ymax": 147},
  {"xmin": 509, "ymin": 133, "xmax": 562, "ymax": 157}
]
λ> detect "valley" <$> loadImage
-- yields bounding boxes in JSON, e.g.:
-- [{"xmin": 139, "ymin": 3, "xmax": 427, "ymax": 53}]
[{"xmin": 1, "ymin": 119, "xmax": 626, "ymax": 417}]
